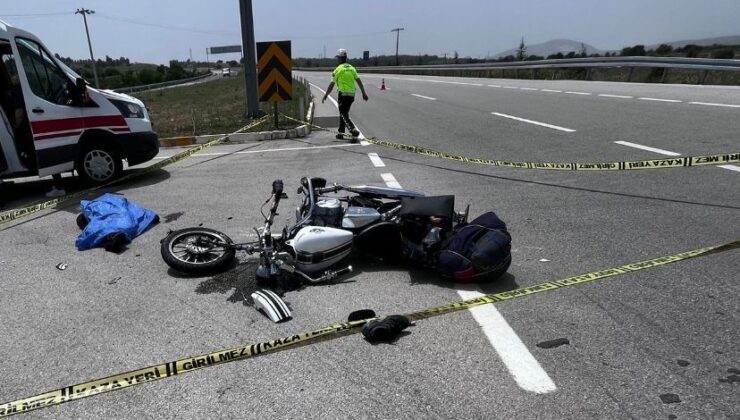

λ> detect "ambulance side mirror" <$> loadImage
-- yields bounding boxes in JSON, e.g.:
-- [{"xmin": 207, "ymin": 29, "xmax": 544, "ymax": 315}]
[{"xmin": 74, "ymin": 78, "xmax": 88, "ymax": 105}]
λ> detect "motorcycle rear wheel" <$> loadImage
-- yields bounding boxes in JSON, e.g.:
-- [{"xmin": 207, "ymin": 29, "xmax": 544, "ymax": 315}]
[{"xmin": 161, "ymin": 227, "xmax": 236, "ymax": 275}]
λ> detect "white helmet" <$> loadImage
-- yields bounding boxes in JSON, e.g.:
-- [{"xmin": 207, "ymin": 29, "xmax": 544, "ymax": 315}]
[{"xmin": 336, "ymin": 48, "xmax": 348, "ymax": 58}]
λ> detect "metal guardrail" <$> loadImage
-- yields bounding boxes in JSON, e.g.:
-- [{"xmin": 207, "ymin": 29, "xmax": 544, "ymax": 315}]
[
  {"xmin": 296, "ymin": 57, "xmax": 740, "ymax": 83},
  {"xmin": 114, "ymin": 72, "xmax": 213, "ymax": 94}
]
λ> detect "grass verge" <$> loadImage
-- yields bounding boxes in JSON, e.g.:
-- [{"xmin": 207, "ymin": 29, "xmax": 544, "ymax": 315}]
[{"xmin": 135, "ymin": 75, "xmax": 310, "ymax": 138}]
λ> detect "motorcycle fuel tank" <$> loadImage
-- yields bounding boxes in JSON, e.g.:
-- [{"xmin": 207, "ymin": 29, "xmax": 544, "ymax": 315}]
[
  {"xmin": 288, "ymin": 226, "xmax": 353, "ymax": 272},
  {"xmin": 342, "ymin": 207, "xmax": 382, "ymax": 229}
]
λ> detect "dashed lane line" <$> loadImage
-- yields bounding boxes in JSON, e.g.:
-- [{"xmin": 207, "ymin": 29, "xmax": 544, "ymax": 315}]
[
  {"xmin": 717, "ymin": 165, "xmax": 740, "ymax": 173},
  {"xmin": 492, "ymin": 112, "xmax": 576, "ymax": 133},
  {"xmin": 380, "ymin": 173, "xmax": 403, "ymax": 189},
  {"xmin": 614, "ymin": 141, "xmax": 739, "ymax": 174},
  {"xmin": 638, "ymin": 97, "xmax": 682, "ymax": 103},
  {"xmin": 688, "ymin": 101, "xmax": 740, "ymax": 109},
  {"xmin": 598, "ymin": 94, "xmax": 633, "ymax": 99},
  {"xmin": 540, "ymin": 89, "xmax": 563, "ymax": 93},
  {"xmin": 368, "ymin": 153, "xmax": 386, "ymax": 167},
  {"xmin": 564, "ymin": 91, "xmax": 591, "ymax": 96},
  {"xmin": 613, "ymin": 141, "xmax": 681, "ymax": 156},
  {"xmin": 410, "ymin": 93, "xmax": 438, "ymax": 101}
]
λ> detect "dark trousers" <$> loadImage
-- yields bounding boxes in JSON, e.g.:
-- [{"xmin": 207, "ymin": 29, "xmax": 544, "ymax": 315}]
[{"xmin": 337, "ymin": 94, "xmax": 355, "ymax": 133}]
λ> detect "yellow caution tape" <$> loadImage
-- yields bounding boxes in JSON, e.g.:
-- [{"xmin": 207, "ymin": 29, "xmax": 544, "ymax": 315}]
[
  {"xmin": 281, "ymin": 115, "xmax": 740, "ymax": 171},
  {"xmin": 0, "ymin": 117, "xmax": 269, "ymax": 228},
  {"xmin": 1, "ymin": 239, "xmax": 736, "ymax": 417}
]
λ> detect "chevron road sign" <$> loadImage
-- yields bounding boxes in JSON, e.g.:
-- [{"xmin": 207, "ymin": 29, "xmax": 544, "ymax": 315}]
[{"xmin": 257, "ymin": 40, "xmax": 292, "ymax": 102}]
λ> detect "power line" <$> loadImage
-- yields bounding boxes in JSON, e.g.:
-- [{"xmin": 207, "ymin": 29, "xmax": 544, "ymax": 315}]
[
  {"xmin": 0, "ymin": 12, "xmax": 72, "ymax": 17},
  {"xmin": 96, "ymin": 14, "xmax": 239, "ymax": 37}
]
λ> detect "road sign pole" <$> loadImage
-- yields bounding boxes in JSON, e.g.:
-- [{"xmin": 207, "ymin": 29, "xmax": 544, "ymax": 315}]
[{"xmin": 239, "ymin": 0, "xmax": 260, "ymax": 118}]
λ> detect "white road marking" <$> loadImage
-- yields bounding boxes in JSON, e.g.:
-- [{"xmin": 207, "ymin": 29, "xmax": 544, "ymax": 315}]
[
  {"xmin": 598, "ymin": 94, "xmax": 633, "ymax": 99},
  {"xmin": 540, "ymin": 89, "xmax": 562, "ymax": 93},
  {"xmin": 487, "ymin": 84, "xmax": 501, "ymax": 88},
  {"xmin": 410, "ymin": 93, "xmax": 437, "ymax": 101},
  {"xmin": 688, "ymin": 101, "xmax": 740, "ymax": 109},
  {"xmin": 457, "ymin": 287, "xmax": 557, "ymax": 394},
  {"xmin": 380, "ymin": 173, "xmax": 402, "ymax": 189},
  {"xmin": 519, "ymin": 87, "xmax": 539, "ymax": 91},
  {"xmin": 718, "ymin": 165, "xmax": 740, "ymax": 173},
  {"xmin": 565, "ymin": 91, "xmax": 591, "ymax": 96},
  {"xmin": 502, "ymin": 86, "xmax": 519, "ymax": 89},
  {"xmin": 638, "ymin": 97, "xmax": 682, "ymax": 103},
  {"xmin": 492, "ymin": 112, "xmax": 576, "ymax": 133},
  {"xmin": 367, "ymin": 153, "xmax": 386, "ymax": 167},
  {"xmin": 153, "ymin": 143, "xmax": 363, "ymax": 159},
  {"xmin": 614, "ymin": 142, "xmax": 738, "ymax": 174},
  {"xmin": 613, "ymin": 141, "xmax": 681, "ymax": 156}
]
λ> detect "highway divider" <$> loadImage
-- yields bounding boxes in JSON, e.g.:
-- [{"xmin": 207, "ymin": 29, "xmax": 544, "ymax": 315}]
[
  {"xmin": 282, "ymin": 115, "xmax": 740, "ymax": 171},
  {"xmin": 1, "ymin": 239, "xmax": 736, "ymax": 417},
  {"xmin": 0, "ymin": 117, "xmax": 269, "ymax": 228}
]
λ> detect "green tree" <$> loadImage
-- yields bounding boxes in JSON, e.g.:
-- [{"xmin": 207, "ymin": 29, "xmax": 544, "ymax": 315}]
[
  {"xmin": 655, "ymin": 44, "xmax": 673, "ymax": 54},
  {"xmin": 167, "ymin": 60, "xmax": 187, "ymax": 81},
  {"xmin": 516, "ymin": 37, "xmax": 527, "ymax": 61},
  {"xmin": 711, "ymin": 48, "xmax": 735, "ymax": 59}
]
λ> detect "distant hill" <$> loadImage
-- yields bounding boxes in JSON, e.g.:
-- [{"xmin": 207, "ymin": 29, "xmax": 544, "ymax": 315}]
[
  {"xmin": 495, "ymin": 39, "xmax": 601, "ymax": 58},
  {"xmin": 649, "ymin": 35, "xmax": 740, "ymax": 49}
]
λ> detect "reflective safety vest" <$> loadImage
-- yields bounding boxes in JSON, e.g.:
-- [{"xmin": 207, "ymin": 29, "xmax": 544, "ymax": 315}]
[{"xmin": 331, "ymin": 63, "xmax": 359, "ymax": 94}]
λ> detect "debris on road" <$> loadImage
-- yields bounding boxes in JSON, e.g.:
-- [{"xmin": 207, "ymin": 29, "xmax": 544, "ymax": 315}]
[
  {"xmin": 536, "ymin": 338, "xmax": 570, "ymax": 349},
  {"xmin": 659, "ymin": 393, "xmax": 681, "ymax": 404},
  {"xmin": 676, "ymin": 359, "xmax": 690, "ymax": 367},
  {"xmin": 55, "ymin": 263, "xmax": 68, "ymax": 271},
  {"xmin": 362, "ymin": 315, "xmax": 412, "ymax": 344},
  {"xmin": 719, "ymin": 368, "xmax": 740, "ymax": 383}
]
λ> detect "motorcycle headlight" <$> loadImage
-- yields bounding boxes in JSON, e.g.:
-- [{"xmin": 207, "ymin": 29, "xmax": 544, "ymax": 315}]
[{"xmin": 110, "ymin": 99, "xmax": 145, "ymax": 119}]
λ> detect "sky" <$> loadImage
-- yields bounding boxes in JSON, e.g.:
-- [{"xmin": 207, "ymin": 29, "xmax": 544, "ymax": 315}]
[{"xmin": 1, "ymin": 0, "xmax": 739, "ymax": 64}]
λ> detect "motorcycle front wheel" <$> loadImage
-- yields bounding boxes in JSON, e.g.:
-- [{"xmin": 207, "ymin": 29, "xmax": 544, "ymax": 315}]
[{"xmin": 160, "ymin": 227, "xmax": 236, "ymax": 275}]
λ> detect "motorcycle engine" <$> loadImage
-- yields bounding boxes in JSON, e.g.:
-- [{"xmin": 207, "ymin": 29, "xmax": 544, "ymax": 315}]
[{"xmin": 310, "ymin": 198, "xmax": 343, "ymax": 227}]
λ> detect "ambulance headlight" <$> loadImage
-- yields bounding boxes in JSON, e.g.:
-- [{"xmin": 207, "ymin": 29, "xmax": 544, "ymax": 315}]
[{"xmin": 111, "ymin": 99, "xmax": 145, "ymax": 119}]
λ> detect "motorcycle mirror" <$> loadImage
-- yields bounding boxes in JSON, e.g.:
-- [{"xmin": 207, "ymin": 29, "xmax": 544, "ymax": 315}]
[{"xmin": 296, "ymin": 186, "xmax": 304, "ymax": 195}]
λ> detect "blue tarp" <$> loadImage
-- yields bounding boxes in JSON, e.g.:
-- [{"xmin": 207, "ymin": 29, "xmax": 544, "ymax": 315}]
[{"xmin": 76, "ymin": 193, "xmax": 158, "ymax": 251}]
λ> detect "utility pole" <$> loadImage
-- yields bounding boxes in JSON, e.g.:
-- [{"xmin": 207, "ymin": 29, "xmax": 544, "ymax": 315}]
[
  {"xmin": 239, "ymin": 0, "xmax": 260, "ymax": 118},
  {"xmin": 75, "ymin": 8, "xmax": 99, "ymax": 87},
  {"xmin": 391, "ymin": 27, "xmax": 404, "ymax": 66}
]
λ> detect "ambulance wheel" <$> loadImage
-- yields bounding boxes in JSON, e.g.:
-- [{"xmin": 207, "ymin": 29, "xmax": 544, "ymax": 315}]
[
  {"xmin": 78, "ymin": 145, "xmax": 123, "ymax": 184},
  {"xmin": 160, "ymin": 228, "xmax": 236, "ymax": 275}
]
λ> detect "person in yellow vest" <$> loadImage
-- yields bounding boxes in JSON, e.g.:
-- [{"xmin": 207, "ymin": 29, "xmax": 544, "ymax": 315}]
[{"xmin": 322, "ymin": 48, "xmax": 368, "ymax": 142}]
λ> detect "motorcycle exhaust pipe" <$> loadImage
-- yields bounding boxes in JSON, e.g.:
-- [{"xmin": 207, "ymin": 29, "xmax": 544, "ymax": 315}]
[{"xmin": 294, "ymin": 265, "xmax": 353, "ymax": 284}]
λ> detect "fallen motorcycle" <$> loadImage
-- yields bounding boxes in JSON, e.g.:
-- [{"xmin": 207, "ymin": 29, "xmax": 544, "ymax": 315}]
[{"xmin": 160, "ymin": 177, "xmax": 511, "ymax": 284}]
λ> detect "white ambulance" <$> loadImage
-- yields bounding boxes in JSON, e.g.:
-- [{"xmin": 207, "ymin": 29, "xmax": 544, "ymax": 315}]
[{"xmin": 0, "ymin": 19, "xmax": 158, "ymax": 184}]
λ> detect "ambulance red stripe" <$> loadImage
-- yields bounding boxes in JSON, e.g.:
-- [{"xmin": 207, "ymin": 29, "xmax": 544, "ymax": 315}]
[{"xmin": 31, "ymin": 115, "xmax": 128, "ymax": 135}]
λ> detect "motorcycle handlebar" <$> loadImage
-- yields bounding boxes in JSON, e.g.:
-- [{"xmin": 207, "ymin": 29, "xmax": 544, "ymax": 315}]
[{"xmin": 315, "ymin": 184, "xmax": 342, "ymax": 195}]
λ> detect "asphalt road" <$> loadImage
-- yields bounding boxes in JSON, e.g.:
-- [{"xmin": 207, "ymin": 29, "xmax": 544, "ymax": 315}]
[{"xmin": 0, "ymin": 72, "xmax": 738, "ymax": 419}]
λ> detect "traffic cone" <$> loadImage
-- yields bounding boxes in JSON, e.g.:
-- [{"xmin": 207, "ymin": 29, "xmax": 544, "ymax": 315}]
[{"xmin": 381, "ymin": 79, "xmax": 386, "ymax": 90}]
